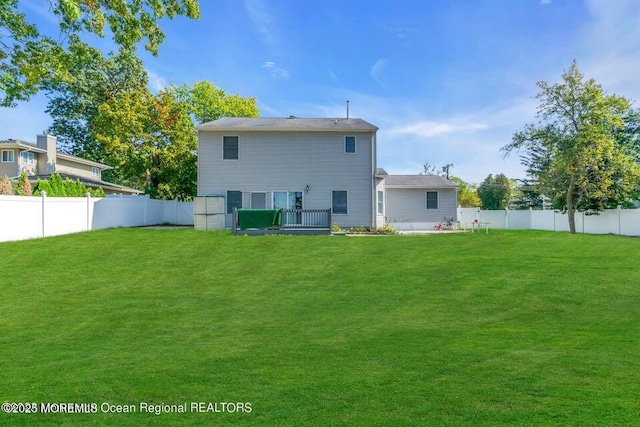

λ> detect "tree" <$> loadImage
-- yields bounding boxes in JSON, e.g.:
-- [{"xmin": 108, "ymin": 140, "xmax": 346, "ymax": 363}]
[
  {"xmin": 0, "ymin": 175, "xmax": 13, "ymax": 195},
  {"xmin": 1, "ymin": 0, "xmax": 199, "ymax": 106},
  {"xmin": 93, "ymin": 87, "xmax": 198, "ymax": 200},
  {"xmin": 167, "ymin": 81, "xmax": 259, "ymax": 124},
  {"xmin": 421, "ymin": 161, "xmax": 453, "ymax": 177},
  {"xmin": 450, "ymin": 177, "xmax": 481, "ymax": 207},
  {"xmin": 477, "ymin": 173, "xmax": 512, "ymax": 210},
  {"xmin": 45, "ymin": 47, "xmax": 148, "ymax": 157},
  {"xmin": 503, "ymin": 61, "xmax": 640, "ymax": 233},
  {"xmin": 16, "ymin": 171, "xmax": 32, "ymax": 196}
]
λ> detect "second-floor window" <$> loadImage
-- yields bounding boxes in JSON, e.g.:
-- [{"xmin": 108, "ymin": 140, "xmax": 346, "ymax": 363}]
[
  {"xmin": 345, "ymin": 136, "xmax": 356, "ymax": 153},
  {"xmin": 1, "ymin": 150, "xmax": 14, "ymax": 162},
  {"xmin": 223, "ymin": 136, "xmax": 239, "ymax": 160},
  {"xmin": 20, "ymin": 151, "xmax": 35, "ymax": 165},
  {"xmin": 92, "ymin": 167, "xmax": 100, "ymax": 177}
]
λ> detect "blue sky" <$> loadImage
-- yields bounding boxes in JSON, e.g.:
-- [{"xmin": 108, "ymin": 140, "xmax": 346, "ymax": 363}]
[{"xmin": 3, "ymin": 0, "xmax": 640, "ymax": 184}]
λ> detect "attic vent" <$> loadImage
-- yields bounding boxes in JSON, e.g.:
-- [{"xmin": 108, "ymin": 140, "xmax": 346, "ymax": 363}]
[{"xmin": 288, "ymin": 115, "xmax": 297, "ymax": 119}]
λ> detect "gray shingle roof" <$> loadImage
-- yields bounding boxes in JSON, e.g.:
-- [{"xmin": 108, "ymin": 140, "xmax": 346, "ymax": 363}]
[
  {"xmin": 196, "ymin": 117, "xmax": 378, "ymax": 132},
  {"xmin": 385, "ymin": 175, "xmax": 458, "ymax": 188}
]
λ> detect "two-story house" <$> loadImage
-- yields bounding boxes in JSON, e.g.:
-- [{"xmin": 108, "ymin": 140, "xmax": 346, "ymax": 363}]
[
  {"xmin": 196, "ymin": 117, "xmax": 458, "ymax": 230},
  {"xmin": 0, "ymin": 132, "xmax": 140, "ymax": 195}
]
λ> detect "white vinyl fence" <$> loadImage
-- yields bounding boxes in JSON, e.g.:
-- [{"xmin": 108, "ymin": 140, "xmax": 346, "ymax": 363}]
[
  {"xmin": 458, "ymin": 207, "xmax": 640, "ymax": 236},
  {"xmin": 0, "ymin": 194, "xmax": 194, "ymax": 242}
]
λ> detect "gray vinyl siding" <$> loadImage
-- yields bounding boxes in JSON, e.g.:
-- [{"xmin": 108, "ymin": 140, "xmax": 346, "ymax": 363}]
[
  {"xmin": 198, "ymin": 130, "xmax": 375, "ymax": 228},
  {"xmin": 385, "ymin": 188, "xmax": 457, "ymax": 223}
]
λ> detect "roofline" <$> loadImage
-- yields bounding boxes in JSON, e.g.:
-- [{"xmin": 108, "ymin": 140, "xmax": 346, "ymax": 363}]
[
  {"xmin": 385, "ymin": 184, "xmax": 459, "ymax": 189},
  {"xmin": 0, "ymin": 142, "xmax": 47, "ymax": 153},
  {"xmin": 56, "ymin": 153, "xmax": 112, "ymax": 169},
  {"xmin": 196, "ymin": 126, "xmax": 378, "ymax": 132}
]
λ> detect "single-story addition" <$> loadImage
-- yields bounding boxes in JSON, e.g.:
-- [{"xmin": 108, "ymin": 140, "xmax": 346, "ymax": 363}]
[
  {"xmin": 383, "ymin": 174, "xmax": 458, "ymax": 230},
  {"xmin": 0, "ymin": 132, "xmax": 140, "ymax": 195},
  {"xmin": 196, "ymin": 117, "xmax": 457, "ymax": 230}
]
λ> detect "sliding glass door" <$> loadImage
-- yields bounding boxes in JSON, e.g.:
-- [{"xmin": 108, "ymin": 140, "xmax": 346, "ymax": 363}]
[{"xmin": 273, "ymin": 191, "xmax": 303, "ymax": 225}]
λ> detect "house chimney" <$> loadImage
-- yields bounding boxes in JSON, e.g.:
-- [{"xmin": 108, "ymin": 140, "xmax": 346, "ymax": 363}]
[{"xmin": 36, "ymin": 132, "xmax": 57, "ymax": 174}]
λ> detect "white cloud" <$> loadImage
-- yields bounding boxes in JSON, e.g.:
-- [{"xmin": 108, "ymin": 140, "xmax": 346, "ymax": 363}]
[
  {"xmin": 262, "ymin": 61, "xmax": 289, "ymax": 78},
  {"xmin": 370, "ymin": 59, "xmax": 387, "ymax": 86},
  {"xmin": 245, "ymin": 0, "xmax": 275, "ymax": 45},
  {"xmin": 540, "ymin": 0, "xmax": 552, "ymax": 5},
  {"xmin": 390, "ymin": 121, "xmax": 489, "ymax": 138},
  {"xmin": 146, "ymin": 69, "xmax": 168, "ymax": 92}
]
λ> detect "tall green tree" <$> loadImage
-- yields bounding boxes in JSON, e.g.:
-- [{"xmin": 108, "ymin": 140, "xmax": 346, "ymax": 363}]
[
  {"xmin": 0, "ymin": 0, "xmax": 199, "ymax": 106},
  {"xmin": 167, "ymin": 81, "xmax": 259, "ymax": 124},
  {"xmin": 503, "ymin": 61, "xmax": 640, "ymax": 233},
  {"xmin": 449, "ymin": 177, "xmax": 481, "ymax": 207},
  {"xmin": 45, "ymin": 47, "xmax": 148, "ymax": 158},
  {"xmin": 93, "ymin": 87, "xmax": 197, "ymax": 200},
  {"xmin": 477, "ymin": 173, "xmax": 512, "ymax": 210}
]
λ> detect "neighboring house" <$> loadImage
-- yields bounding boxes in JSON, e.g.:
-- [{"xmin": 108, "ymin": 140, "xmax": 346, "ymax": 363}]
[
  {"xmin": 384, "ymin": 175, "xmax": 458, "ymax": 230},
  {"xmin": 196, "ymin": 117, "xmax": 457, "ymax": 229},
  {"xmin": 0, "ymin": 133, "xmax": 140, "ymax": 195}
]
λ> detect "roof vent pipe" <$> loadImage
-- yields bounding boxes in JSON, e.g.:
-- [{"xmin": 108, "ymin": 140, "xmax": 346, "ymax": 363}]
[{"xmin": 346, "ymin": 100, "xmax": 350, "ymax": 119}]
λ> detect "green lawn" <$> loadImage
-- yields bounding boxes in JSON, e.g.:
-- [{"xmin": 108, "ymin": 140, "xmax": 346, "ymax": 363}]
[{"xmin": 1, "ymin": 229, "xmax": 639, "ymax": 426}]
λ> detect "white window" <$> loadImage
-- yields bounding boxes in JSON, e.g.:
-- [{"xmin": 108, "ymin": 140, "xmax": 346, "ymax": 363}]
[
  {"xmin": 377, "ymin": 190, "xmax": 384, "ymax": 215},
  {"xmin": 2, "ymin": 150, "xmax": 15, "ymax": 163},
  {"xmin": 20, "ymin": 151, "xmax": 35, "ymax": 165},
  {"xmin": 223, "ymin": 136, "xmax": 239, "ymax": 160},
  {"xmin": 92, "ymin": 167, "xmax": 100, "ymax": 177},
  {"xmin": 345, "ymin": 136, "xmax": 356, "ymax": 153},
  {"xmin": 426, "ymin": 191, "xmax": 439, "ymax": 210},
  {"xmin": 332, "ymin": 191, "xmax": 348, "ymax": 214}
]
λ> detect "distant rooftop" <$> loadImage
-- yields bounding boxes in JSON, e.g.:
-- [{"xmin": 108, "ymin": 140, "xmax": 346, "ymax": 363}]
[
  {"xmin": 196, "ymin": 117, "xmax": 378, "ymax": 132},
  {"xmin": 385, "ymin": 175, "xmax": 458, "ymax": 188}
]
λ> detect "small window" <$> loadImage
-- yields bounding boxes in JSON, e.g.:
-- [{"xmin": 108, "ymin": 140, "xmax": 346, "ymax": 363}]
[
  {"xmin": 223, "ymin": 136, "xmax": 239, "ymax": 160},
  {"xmin": 2, "ymin": 150, "xmax": 15, "ymax": 163},
  {"xmin": 345, "ymin": 136, "xmax": 356, "ymax": 153},
  {"xmin": 332, "ymin": 191, "xmax": 348, "ymax": 214},
  {"xmin": 20, "ymin": 151, "xmax": 34, "ymax": 165},
  {"xmin": 227, "ymin": 190, "xmax": 242, "ymax": 214},
  {"xmin": 377, "ymin": 190, "xmax": 384, "ymax": 215},
  {"xmin": 92, "ymin": 167, "xmax": 100, "ymax": 177},
  {"xmin": 426, "ymin": 191, "xmax": 438, "ymax": 210}
]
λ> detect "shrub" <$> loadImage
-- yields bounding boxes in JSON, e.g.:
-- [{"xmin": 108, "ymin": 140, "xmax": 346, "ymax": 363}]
[
  {"xmin": 16, "ymin": 171, "xmax": 32, "ymax": 196},
  {"xmin": 32, "ymin": 173, "xmax": 104, "ymax": 197},
  {"xmin": 0, "ymin": 175, "xmax": 14, "ymax": 195}
]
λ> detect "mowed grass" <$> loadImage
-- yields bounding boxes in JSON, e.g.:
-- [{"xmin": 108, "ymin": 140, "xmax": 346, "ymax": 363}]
[{"xmin": 0, "ymin": 229, "xmax": 639, "ymax": 426}]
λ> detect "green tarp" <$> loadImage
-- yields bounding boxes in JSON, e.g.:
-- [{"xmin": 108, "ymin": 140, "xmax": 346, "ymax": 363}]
[{"xmin": 237, "ymin": 209, "xmax": 282, "ymax": 230}]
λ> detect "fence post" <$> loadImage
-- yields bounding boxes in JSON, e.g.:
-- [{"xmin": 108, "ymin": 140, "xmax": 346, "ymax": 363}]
[
  {"xmin": 175, "ymin": 197, "xmax": 179, "ymax": 225},
  {"xmin": 86, "ymin": 193, "xmax": 91, "ymax": 231},
  {"xmin": 529, "ymin": 207, "xmax": 533, "ymax": 230},
  {"xmin": 41, "ymin": 191, "xmax": 46, "ymax": 238},
  {"xmin": 505, "ymin": 208, "xmax": 509, "ymax": 229},
  {"xmin": 618, "ymin": 205, "xmax": 622, "ymax": 235}
]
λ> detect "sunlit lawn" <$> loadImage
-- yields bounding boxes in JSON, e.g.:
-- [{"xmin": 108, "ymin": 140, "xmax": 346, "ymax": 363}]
[{"xmin": 1, "ymin": 229, "xmax": 638, "ymax": 426}]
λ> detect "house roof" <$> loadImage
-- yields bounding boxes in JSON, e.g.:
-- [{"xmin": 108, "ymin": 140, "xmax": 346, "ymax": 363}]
[
  {"xmin": 57, "ymin": 153, "xmax": 112, "ymax": 170},
  {"xmin": 0, "ymin": 139, "xmax": 47, "ymax": 153},
  {"xmin": 196, "ymin": 117, "xmax": 378, "ymax": 132},
  {"xmin": 385, "ymin": 175, "xmax": 458, "ymax": 188},
  {"xmin": 0, "ymin": 139, "xmax": 111, "ymax": 169},
  {"xmin": 28, "ymin": 173, "xmax": 141, "ymax": 195},
  {"xmin": 375, "ymin": 168, "xmax": 388, "ymax": 177}
]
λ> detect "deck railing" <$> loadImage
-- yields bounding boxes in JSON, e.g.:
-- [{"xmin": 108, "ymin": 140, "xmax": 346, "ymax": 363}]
[
  {"xmin": 232, "ymin": 208, "xmax": 331, "ymax": 233},
  {"xmin": 281, "ymin": 209, "xmax": 331, "ymax": 229}
]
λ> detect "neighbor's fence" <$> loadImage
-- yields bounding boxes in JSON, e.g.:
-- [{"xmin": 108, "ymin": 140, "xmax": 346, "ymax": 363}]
[
  {"xmin": 0, "ymin": 194, "xmax": 194, "ymax": 242},
  {"xmin": 457, "ymin": 207, "xmax": 640, "ymax": 236}
]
